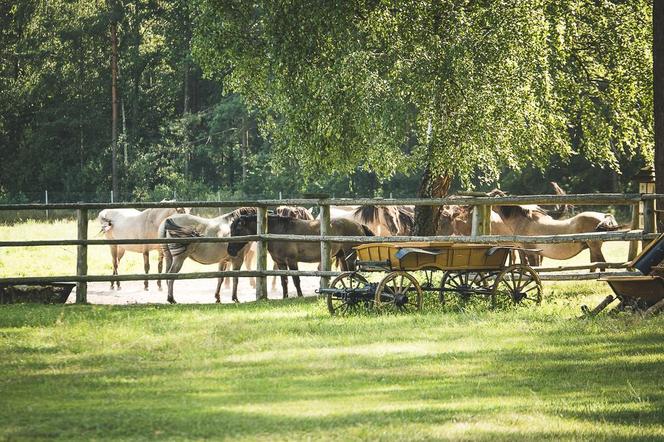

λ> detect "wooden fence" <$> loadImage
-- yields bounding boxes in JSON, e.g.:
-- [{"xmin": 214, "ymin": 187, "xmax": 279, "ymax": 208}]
[{"xmin": 0, "ymin": 193, "xmax": 660, "ymax": 303}]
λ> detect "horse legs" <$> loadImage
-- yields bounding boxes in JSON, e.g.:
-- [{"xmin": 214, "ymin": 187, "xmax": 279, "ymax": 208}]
[
  {"xmin": 288, "ymin": 260, "xmax": 303, "ymax": 297},
  {"xmin": 157, "ymin": 249, "xmax": 164, "ymax": 290},
  {"xmin": 143, "ymin": 251, "xmax": 150, "ymax": 291},
  {"xmin": 115, "ymin": 247, "xmax": 125, "ymax": 290},
  {"xmin": 215, "ymin": 261, "xmax": 228, "ymax": 303},
  {"xmin": 271, "ymin": 263, "xmax": 278, "ymax": 290},
  {"xmin": 276, "ymin": 261, "xmax": 289, "ymax": 298},
  {"xmin": 165, "ymin": 254, "xmax": 186, "ymax": 304},
  {"xmin": 109, "ymin": 245, "xmax": 118, "ymax": 289},
  {"xmin": 245, "ymin": 243, "xmax": 257, "ymax": 289},
  {"xmin": 588, "ymin": 241, "xmax": 607, "ymax": 272},
  {"xmin": 230, "ymin": 257, "xmax": 243, "ymax": 303}
]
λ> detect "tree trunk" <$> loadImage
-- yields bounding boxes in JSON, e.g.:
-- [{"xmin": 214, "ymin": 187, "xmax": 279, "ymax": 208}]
[
  {"xmin": 655, "ymin": 1, "xmax": 664, "ymax": 229},
  {"xmin": 110, "ymin": 14, "xmax": 119, "ymax": 197},
  {"xmin": 413, "ymin": 165, "xmax": 451, "ymax": 235}
]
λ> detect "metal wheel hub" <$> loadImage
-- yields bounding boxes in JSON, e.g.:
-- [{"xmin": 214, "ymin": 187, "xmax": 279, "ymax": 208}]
[
  {"xmin": 394, "ymin": 293, "xmax": 409, "ymax": 307},
  {"xmin": 512, "ymin": 290, "xmax": 526, "ymax": 302}
]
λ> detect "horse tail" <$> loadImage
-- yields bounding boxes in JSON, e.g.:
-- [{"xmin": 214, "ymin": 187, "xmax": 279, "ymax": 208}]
[
  {"xmin": 162, "ymin": 218, "xmax": 200, "ymax": 256},
  {"xmin": 596, "ymin": 214, "xmax": 620, "ymax": 231}
]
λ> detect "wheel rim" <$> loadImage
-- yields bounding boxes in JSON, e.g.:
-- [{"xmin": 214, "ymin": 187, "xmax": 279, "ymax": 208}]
[
  {"xmin": 440, "ymin": 271, "xmax": 494, "ymax": 306},
  {"xmin": 327, "ymin": 272, "xmax": 370, "ymax": 315},
  {"xmin": 375, "ymin": 272, "xmax": 422, "ymax": 312},
  {"xmin": 492, "ymin": 265, "xmax": 542, "ymax": 306}
]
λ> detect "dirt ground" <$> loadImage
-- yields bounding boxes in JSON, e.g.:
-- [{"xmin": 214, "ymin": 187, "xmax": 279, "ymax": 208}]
[{"xmin": 68, "ymin": 273, "xmax": 322, "ymax": 305}]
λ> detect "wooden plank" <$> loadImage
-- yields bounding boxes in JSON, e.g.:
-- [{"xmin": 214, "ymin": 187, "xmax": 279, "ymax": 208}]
[
  {"xmin": 256, "ymin": 206, "xmax": 268, "ymax": 300},
  {"xmin": 0, "ymin": 235, "xmax": 261, "ymax": 247},
  {"xmin": 319, "ymin": 203, "xmax": 331, "ymax": 289},
  {"xmin": 628, "ymin": 203, "xmax": 640, "ymax": 261},
  {"xmin": 0, "ymin": 231, "xmax": 657, "ymax": 249},
  {"xmin": 76, "ymin": 208, "xmax": 88, "ymax": 303},
  {"xmin": 643, "ymin": 198, "xmax": 656, "ymax": 249}
]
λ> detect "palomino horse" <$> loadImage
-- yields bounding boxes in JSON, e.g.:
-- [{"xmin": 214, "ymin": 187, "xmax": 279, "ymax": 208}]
[
  {"xmin": 494, "ymin": 205, "xmax": 620, "ymax": 266},
  {"xmin": 98, "ymin": 203, "xmax": 188, "ymax": 290},
  {"xmin": 159, "ymin": 207, "xmax": 256, "ymax": 304},
  {"xmin": 228, "ymin": 215, "xmax": 374, "ymax": 298},
  {"xmin": 437, "ymin": 204, "xmax": 620, "ymax": 267}
]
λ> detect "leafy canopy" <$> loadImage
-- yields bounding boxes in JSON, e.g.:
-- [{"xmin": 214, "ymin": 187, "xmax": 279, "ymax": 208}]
[{"xmin": 194, "ymin": 0, "xmax": 652, "ymax": 186}]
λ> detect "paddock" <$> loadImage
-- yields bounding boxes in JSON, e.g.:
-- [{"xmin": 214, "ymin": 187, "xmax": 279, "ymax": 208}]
[{"xmin": 0, "ymin": 193, "xmax": 659, "ymax": 306}]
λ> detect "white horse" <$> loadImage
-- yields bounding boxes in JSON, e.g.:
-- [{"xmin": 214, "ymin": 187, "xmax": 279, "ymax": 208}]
[
  {"xmin": 159, "ymin": 208, "xmax": 255, "ymax": 304},
  {"xmin": 98, "ymin": 204, "xmax": 188, "ymax": 290},
  {"xmin": 318, "ymin": 205, "xmax": 414, "ymax": 236}
]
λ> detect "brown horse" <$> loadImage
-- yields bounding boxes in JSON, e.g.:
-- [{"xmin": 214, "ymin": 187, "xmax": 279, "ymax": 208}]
[{"xmin": 228, "ymin": 215, "xmax": 374, "ymax": 298}]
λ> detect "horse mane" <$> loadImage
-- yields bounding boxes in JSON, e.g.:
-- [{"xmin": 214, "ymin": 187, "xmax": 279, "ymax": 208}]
[
  {"xmin": 396, "ymin": 206, "xmax": 414, "ymax": 234},
  {"xmin": 352, "ymin": 205, "xmax": 402, "ymax": 235},
  {"xmin": 276, "ymin": 205, "xmax": 314, "ymax": 220},
  {"xmin": 495, "ymin": 205, "xmax": 548, "ymax": 220},
  {"xmin": 224, "ymin": 207, "xmax": 258, "ymax": 223}
]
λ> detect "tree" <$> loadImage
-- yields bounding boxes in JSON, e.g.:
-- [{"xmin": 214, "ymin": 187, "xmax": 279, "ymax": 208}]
[
  {"xmin": 194, "ymin": 0, "xmax": 652, "ymax": 233},
  {"xmin": 655, "ymin": 0, "xmax": 664, "ymax": 217}
]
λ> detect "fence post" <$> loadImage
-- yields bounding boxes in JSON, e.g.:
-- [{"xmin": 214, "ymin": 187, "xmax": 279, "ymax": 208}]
[
  {"xmin": 44, "ymin": 190, "xmax": 49, "ymax": 220},
  {"xmin": 319, "ymin": 201, "xmax": 331, "ymax": 290},
  {"xmin": 76, "ymin": 208, "xmax": 88, "ymax": 303},
  {"xmin": 628, "ymin": 202, "xmax": 640, "ymax": 261},
  {"xmin": 110, "ymin": 190, "xmax": 114, "ymax": 203},
  {"xmin": 255, "ymin": 206, "xmax": 268, "ymax": 300},
  {"xmin": 644, "ymin": 198, "xmax": 656, "ymax": 248}
]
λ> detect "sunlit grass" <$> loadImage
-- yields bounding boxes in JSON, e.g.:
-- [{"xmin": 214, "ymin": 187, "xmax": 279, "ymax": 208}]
[{"xmin": 1, "ymin": 297, "xmax": 663, "ymax": 440}]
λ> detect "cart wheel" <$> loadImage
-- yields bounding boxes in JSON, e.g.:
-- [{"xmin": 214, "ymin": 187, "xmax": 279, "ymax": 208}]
[
  {"xmin": 440, "ymin": 271, "xmax": 495, "ymax": 306},
  {"xmin": 492, "ymin": 265, "xmax": 542, "ymax": 306},
  {"xmin": 327, "ymin": 272, "xmax": 370, "ymax": 315},
  {"xmin": 375, "ymin": 271, "xmax": 422, "ymax": 313}
]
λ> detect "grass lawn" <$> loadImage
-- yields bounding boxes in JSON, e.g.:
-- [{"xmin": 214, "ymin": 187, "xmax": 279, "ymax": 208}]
[
  {"xmin": 1, "ymin": 220, "xmax": 663, "ymax": 440},
  {"xmin": 1, "ymin": 294, "xmax": 664, "ymax": 441}
]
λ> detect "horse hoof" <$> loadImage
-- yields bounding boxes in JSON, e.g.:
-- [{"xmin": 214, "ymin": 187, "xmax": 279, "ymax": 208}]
[
  {"xmin": 215, "ymin": 299, "xmax": 221, "ymax": 304},
  {"xmin": 168, "ymin": 299, "xmax": 177, "ymax": 304},
  {"xmin": 144, "ymin": 287, "xmax": 149, "ymax": 292},
  {"xmin": 233, "ymin": 298, "xmax": 239, "ymax": 304}
]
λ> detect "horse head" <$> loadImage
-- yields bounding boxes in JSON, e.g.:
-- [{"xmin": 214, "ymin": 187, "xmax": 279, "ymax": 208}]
[{"xmin": 228, "ymin": 214, "xmax": 256, "ymax": 256}]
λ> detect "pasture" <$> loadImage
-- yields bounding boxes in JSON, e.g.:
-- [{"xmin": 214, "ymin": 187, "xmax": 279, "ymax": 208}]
[
  {"xmin": 2, "ymin": 295, "xmax": 664, "ymax": 440},
  {"xmin": 2, "ymin": 219, "xmax": 664, "ymax": 440}
]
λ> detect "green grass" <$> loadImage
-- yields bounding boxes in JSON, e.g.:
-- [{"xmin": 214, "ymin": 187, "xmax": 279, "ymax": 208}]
[
  {"xmin": 2, "ymin": 220, "xmax": 662, "ymax": 440},
  {"xmin": 1, "ymin": 295, "xmax": 664, "ymax": 441}
]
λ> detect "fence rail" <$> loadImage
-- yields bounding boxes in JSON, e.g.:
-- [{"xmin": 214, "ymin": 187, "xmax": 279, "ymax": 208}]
[{"xmin": 0, "ymin": 193, "xmax": 658, "ymax": 303}]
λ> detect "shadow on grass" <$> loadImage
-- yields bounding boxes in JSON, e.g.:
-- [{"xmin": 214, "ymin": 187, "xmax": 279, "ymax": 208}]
[{"xmin": 1, "ymin": 301, "xmax": 664, "ymax": 440}]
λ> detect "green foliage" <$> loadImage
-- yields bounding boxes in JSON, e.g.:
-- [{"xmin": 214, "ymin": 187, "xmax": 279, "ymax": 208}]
[{"xmin": 194, "ymin": 0, "xmax": 653, "ymax": 187}]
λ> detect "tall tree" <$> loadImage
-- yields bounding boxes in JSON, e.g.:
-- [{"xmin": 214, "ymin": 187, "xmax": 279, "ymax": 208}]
[
  {"xmin": 194, "ymin": 0, "xmax": 653, "ymax": 234},
  {"xmin": 655, "ymin": 0, "xmax": 664, "ymax": 213}
]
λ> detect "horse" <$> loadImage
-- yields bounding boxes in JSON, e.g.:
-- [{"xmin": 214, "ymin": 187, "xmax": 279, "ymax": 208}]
[
  {"xmin": 437, "ymin": 204, "xmax": 620, "ymax": 267},
  {"xmin": 159, "ymin": 207, "xmax": 256, "ymax": 304},
  {"xmin": 228, "ymin": 214, "xmax": 374, "ymax": 298},
  {"xmin": 348, "ymin": 205, "xmax": 414, "ymax": 236},
  {"xmin": 494, "ymin": 205, "xmax": 620, "ymax": 267},
  {"xmin": 98, "ymin": 202, "xmax": 188, "ymax": 290},
  {"xmin": 270, "ymin": 206, "xmax": 315, "ymax": 290}
]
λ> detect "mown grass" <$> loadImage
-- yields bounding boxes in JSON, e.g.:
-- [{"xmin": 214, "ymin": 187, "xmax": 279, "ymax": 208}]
[
  {"xmin": 2, "ymin": 220, "xmax": 662, "ymax": 440},
  {"xmin": 1, "ymin": 294, "xmax": 664, "ymax": 441}
]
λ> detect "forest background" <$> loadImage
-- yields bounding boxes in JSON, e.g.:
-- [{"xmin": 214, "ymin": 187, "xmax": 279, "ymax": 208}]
[{"xmin": 0, "ymin": 1, "xmax": 654, "ymax": 205}]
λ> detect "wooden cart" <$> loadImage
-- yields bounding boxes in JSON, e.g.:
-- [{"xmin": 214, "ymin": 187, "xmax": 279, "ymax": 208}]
[
  {"xmin": 320, "ymin": 241, "xmax": 542, "ymax": 315},
  {"xmin": 588, "ymin": 233, "xmax": 664, "ymax": 317}
]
